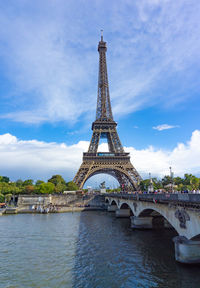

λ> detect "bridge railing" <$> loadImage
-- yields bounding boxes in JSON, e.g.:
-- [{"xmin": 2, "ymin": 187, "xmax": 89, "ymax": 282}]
[{"xmin": 105, "ymin": 193, "xmax": 200, "ymax": 204}]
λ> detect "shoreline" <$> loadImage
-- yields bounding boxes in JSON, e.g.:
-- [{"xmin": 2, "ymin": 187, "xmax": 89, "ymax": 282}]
[{"xmin": 1, "ymin": 206, "xmax": 106, "ymax": 215}]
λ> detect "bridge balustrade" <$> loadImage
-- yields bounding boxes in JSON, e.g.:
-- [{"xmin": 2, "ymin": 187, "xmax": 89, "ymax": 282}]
[{"xmin": 106, "ymin": 193, "xmax": 200, "ymax": 205}]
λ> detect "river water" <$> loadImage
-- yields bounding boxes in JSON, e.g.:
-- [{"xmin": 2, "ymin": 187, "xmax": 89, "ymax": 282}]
[{"xmin": 0, "ymin": 211, "xmax": 200, "ymax": 288}]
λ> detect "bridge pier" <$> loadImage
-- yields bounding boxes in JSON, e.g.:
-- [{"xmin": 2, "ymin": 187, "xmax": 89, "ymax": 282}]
[
  {"xmin": 173, "ymin": 236, "xmax": 200, "ymax": 264},
  {"xmin": 107, "ymin": 205, "xmax": 117, "ymax": 212},
  {"xmin": 115, "ymin": 208, "xmax": 130, "ymax": 218},
  {"xmin": 131, "ymin": 216, "xmax": 153, "ymax": 229}
]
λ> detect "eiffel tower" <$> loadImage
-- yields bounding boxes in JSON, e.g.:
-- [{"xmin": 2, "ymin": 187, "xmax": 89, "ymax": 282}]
[{"xmin": 73, "ymin": 32, "xmax": 142, "ymax": 190}]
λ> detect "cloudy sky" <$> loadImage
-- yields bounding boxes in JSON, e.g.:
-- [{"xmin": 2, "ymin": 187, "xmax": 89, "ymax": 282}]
[{"xmin": 0, "ymin": 0, "xmax": 200, "ymax": 186}]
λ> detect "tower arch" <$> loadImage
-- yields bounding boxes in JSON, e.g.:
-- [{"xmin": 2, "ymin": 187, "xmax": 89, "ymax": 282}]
[{"xmin": 79, "ymin": 167, "xmax": 138, "ymax": 190}]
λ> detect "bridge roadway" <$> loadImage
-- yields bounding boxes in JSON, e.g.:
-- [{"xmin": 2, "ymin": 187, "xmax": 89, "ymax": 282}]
[{"xmin": 105, "ymin": 193, "xmax": 200, "ymax": 264}]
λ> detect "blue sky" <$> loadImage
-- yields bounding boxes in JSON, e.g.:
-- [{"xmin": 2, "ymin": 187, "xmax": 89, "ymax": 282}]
[{"xmin": 0, "ymin": 0, "xmax": 200, "ymax": 186}]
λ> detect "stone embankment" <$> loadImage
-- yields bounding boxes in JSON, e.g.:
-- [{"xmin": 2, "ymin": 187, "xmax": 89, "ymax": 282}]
[{"xmin": 8, "ymin": 193, "xmax": 106, "ymax": 214}]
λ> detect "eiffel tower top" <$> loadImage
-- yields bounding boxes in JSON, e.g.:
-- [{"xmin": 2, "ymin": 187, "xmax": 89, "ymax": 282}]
[{"xmin": 96, "ymin": 31, "xmax": 114, "ymax": 122}]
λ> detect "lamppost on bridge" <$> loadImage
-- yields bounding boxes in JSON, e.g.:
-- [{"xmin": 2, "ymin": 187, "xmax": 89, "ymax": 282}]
[
  {"xmin": 148, "ymin": 173, "xmax": 154, "ymax": 193},
  {"xmin": 169, "ymin": 166, "xmax": 174, "ymax": 193}
]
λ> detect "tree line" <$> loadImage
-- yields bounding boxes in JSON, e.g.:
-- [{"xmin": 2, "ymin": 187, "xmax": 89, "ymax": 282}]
[
  {"xmin": 0, "ymin": 175, "xmax": 79, "ymax": 202},
  {"xmin": 140, "ymin": 173, "xmax": 200, "ymax": 192},
  {"xmin": 96, "ymin": 174, "xmax": 200, "ymax": 192},
  {"xmin": 0, "ymin": 173, "xmax": 200, "ymax": 203}
]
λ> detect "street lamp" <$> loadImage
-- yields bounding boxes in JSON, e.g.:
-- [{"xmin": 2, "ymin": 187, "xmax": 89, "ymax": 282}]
[
  {"xmin": 148, "ymin": 173, "xmax": 154, "ymax": 193},
  {"xmin": 169, "ymin": 167, "xmax": 174, "ymax": 193}
]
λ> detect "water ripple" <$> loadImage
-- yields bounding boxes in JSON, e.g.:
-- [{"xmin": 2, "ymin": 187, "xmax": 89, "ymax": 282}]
[{"xmin": 0, "ymin": 212, "xmax": 200, "ymax": 288}]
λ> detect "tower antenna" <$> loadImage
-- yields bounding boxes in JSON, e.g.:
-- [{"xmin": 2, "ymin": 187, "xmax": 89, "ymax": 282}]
[{"xmin": 101, "ymin": 29, "xmax": 103, "ymax": 41}]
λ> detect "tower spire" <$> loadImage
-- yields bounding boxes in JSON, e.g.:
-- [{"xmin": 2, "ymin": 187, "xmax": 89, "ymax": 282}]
[
  {"xmin": 101, "ymin": 29, "xmax": 103, "ymax": 41},
  {"xmin": 96, "ymin": 33, "xmax": 113, "ymax": 121}
]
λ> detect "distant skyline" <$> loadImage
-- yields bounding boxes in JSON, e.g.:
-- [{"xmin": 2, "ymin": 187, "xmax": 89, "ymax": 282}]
[{"xmin": 0, "ymin": 1, "xmax": 200, "ymax": 186}]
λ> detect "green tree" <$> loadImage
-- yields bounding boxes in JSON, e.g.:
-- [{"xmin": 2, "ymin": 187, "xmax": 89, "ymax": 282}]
[
  {"xmin": 161, "ymin": 176, "xmax": 171, "ymax": 186},
  {"xmin": 140, "ymin": 179, "xmax": 150, "ymax": 191},
  {"xmin": 177, "ymin": 183, "xmax": 184, "ymax": 191},
  {"xmin": 35, "ymin": 180, "xmax": 45, "ymax": 186},
  {"xmin": 16, "ymin": 179, "xmax": 23, "ymax": 187},
  {"xmin": 5, "ymin": 193, "xmax": 12, "ymax": 203},
  {"xmin": 0, "ymin": 182, "xmax": 20, "ymax": 195},
  {"xmin": 48, "ymin": 175, "xmax": 67, "ymax": 193},
  {"xmin": 183, "ymin": 174, "xmax": 193, "ymax": 185},
  {"xmin": 0, "ymin": 176, "xmax": 10, "ymax": 183},
  {"xmin": 190, "ymin": 176, "xmax": 199, "ymax": 190},
  {"xmin": 0, "ymin": 182, "xmax": 12, "ymax": 195},
  {"xmin": 113, "ymin": 187, "xmax": 121, "ymax": 192},
  {"xmin": 8, "ymin": 183, "xmax": 22, "ymax": 195},
  {"xmin": 23, "ymin": 179, "xmax": 34, "ymax": 186},
  {"xmin": 174, "ymin": 177, "xmax": 183, "ymax": 186},
  {"xmin": 65, "ymin": 181, "xmax": 79, "ymax": 191},
  {"xmin": 0, "ymin": 193, "xmax": 4, "ymax": 202},
  {"xmin": 48, "ymin": 175, "xmax": 66, "ymax": 186},
  {"xmin": 54, "ymin": 183, "xmax": 66, "ymax": 193},
  {"xmin": 151, "ymin": 178, "xmax": 163, "ymax": 190},
  {"xmin": 38, "ymin": 182, "xmax": 55, "ymax": 194}
]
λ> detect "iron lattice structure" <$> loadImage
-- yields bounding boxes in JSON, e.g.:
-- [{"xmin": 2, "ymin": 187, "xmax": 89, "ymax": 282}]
[{"xmin": 73, "ymin": 33, "xmax": 142, "ymax": 190}]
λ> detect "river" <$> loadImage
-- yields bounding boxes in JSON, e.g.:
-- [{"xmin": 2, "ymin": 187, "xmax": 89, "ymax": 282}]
[{"xmin": 0, "ymin": 211, "xmax": 200, "ymax": 288}]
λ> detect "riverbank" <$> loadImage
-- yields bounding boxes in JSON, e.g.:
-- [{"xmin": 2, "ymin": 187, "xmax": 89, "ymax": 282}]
[
  {"xmin": 1, "ymin": 206, "xmax": 105, "ymax": 215},
  {"xmin": 1, "ymin": 193, "xmax": 106, "ymax": 215},
  {"xmin": 19, "ymin": 206, "xmax": 105, "ymax": 213}
]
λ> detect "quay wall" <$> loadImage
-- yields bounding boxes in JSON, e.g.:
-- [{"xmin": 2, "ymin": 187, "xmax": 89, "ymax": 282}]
[{"xmin": 17, "ymin": 194, "xmax": 106, "ymax": 212}]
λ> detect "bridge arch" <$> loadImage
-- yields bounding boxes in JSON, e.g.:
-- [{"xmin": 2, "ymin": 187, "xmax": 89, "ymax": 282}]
[
  {"xmin": 191, "ymin": 234, "xmax": 200, "ymax": 240},
  {"xmin": 119, "ymin": 202, "xmax": 134, "ymax": 216},
  {"xmin": 137, "ymin": 207, "xmax": 178, "ymax": 234},
  {"xmin": 110, "ymin": 200, "xmax": 118, "ymax": 206}
]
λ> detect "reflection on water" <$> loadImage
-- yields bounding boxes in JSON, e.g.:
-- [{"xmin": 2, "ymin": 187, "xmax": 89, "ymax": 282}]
[{"xmin": 0, "ymin": 212, "xmax": 200, "ymax": 288}]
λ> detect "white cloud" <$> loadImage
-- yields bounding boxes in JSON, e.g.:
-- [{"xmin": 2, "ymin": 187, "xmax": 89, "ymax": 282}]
[
  {"xmin": 153, "ymin": 124, "xmax": 179, "ymax": 131},
  {"xmin": 0, "ymin": 1, "xmax": 200, "ymax": 123},
  {"xmin": 0, "ymin": 130, "xmax": 199, "ymax": 183},
  {"xmin": 0, "ymin": 133, "xmax": 88, "ymax": 180},
  {"xmin": 127, "ymin": 130, "xmax": 200, "ymax": 177}
]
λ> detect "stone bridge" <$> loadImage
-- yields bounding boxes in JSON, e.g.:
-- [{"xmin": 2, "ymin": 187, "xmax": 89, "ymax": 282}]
[{"xmin": 105, "ymin": 193, "xmax": 200, "ymax": 264}]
